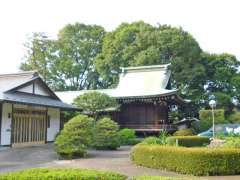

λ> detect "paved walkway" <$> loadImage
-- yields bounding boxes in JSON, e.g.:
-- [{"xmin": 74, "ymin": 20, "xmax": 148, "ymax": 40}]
[
  {"xmin": 0, "ymin": 144, "xmax": 57, "ymax": 173},
  {"xmin": 0, "ymin": 144, "xmax": 240, "ymax": 179}
]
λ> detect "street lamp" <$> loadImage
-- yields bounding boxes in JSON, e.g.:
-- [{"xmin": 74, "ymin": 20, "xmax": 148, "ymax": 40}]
[{"xmin": 209, "ymin": 100, "xmax": 217, "ymax": 138}]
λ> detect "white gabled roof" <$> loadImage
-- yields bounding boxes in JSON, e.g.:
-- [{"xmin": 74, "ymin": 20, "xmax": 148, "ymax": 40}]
[
  {"xmin": 0, "ymin": 71, "xmax": 38, "ymax": 93},
  {"xmin": 56, "ymin": 64, "xmax": 178, "ymax": 104},
  {"xmin": 116, "ymin": 64, "xmax": 171, "ymax": 96},
  {"xmin": 0, "ymin": 71, "xmax": 77, "ymax": 110}
]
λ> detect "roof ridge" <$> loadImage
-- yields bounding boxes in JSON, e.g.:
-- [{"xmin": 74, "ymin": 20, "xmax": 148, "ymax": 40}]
[
  {"xmin": 121, "ymin": 64, "xmax": 170, "ymax": 72},
  {"xmin": 0, "ymin": 70, "xmax": 39, "ymax": 78}
]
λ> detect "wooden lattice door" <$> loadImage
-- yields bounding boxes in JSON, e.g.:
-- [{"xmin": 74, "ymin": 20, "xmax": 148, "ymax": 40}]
[{"xmin": 12, "ymin": 109, "xmax": 47, "ymax": 147}]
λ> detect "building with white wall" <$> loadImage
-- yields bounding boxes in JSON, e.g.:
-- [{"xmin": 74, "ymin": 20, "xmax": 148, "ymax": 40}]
[{"xmin": 0, "ymin": 71, "xmax": 76, "ymax": 147}]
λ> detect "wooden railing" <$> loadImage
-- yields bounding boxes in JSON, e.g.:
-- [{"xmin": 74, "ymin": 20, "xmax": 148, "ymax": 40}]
[{"xmin": 120, "ymin": 123, "xmax": 177, "ymax": 132}]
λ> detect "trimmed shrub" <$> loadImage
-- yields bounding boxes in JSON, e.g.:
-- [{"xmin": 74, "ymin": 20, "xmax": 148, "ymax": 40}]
[
  {"xmin": 166, "ymin": 136, "xmax": 210, "ymax": 147},
  {"xmin": 94, "ymin": 117, "xmax": 120, "ymax": 150},
  {"xmin": 199, "ymin": 109, "xmax": 225, "ymax": 131},
  {"xmin": 118, "ymin": 128, "xmax": 137, "ymax": 145},
  {"xmin": 131, "ymin": 144, "xmax": 240, "ymax": 176},
  {"xmin": 173, "ymin": 129, "xmax": 196, "ymax": 136},
  {"xmin": 223, "ymin": 137, "xmax": 240, "ymax": 148},
  {"xmin": 54, "ymin": 114, "xmax": 94, "ymax": 159},
  {"xmin": 0, "ymin": 168, "xmax": 127, "ymax": 179},
  {"xmin": 140, "ymin": 136, "xmax": 162, "ymax": 145},
  {"xmin": 134, "ymin": 176, "xmax": 196, "ymax": 180}
]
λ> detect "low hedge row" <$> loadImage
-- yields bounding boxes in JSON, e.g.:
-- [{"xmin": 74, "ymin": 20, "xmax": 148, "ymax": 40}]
[
  {"xmin": 134, "ymin": 176, "xmax": 197, "ymax": 180},
  {"xmin": 166, "ymin": 136, "xmax": 210, "ymax": 147},
  {"xmin": 131, "ymin": 144, "xmax": 240, "ymax": 176},
  {"xmin": 173, "ymin": 129, "xmax": 196, "ymax": 136},
  {"xmin": 0, "ymin": 168, "xmax": 127, "ymax": 180},
  {"xmin": 0, "ymin": 168, "xmax": 197, "ymax": 180}
]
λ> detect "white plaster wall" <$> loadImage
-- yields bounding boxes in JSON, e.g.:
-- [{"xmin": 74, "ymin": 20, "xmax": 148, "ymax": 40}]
[
  {"xmin": 47, "ymin": 108, "xmax": 60, "ymax": 142},
  {"xmin": 35, "ymin": 82, "xmax": 49, "ymax": 96},
  {"xmin": 18, "ymin": 84, "xmax": 33, "ymax": 93},
  {"xmin": 1, "ymin": 103, "xmax": 12, "ymax": 145}
]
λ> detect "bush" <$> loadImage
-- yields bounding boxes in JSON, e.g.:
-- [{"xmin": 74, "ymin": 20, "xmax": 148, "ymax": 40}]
[
  {"xmin": 166, "ymin": 136, "xmax": 210, "ymax": 147},
  {"xmin": 131, "ymin": 144, "xmax": 240, "ymax": 176},
  {"xmin": 54, "ymin": 115, "xmax": 94, "ymax": 159},
  {"xmin": 228, "ymin": 111, "xmax": 240, "ymax": 123},
  {"xmin": 134, "ymin": 176, "xmax": 196, "ymax": 180},
  {"xmin": 223, "ymin": 137, "xmax": 240, "ymax": 148},
  {"xmin": 0, "ymin": 168, "xmax": 127, "ymax": 180},
  {"xmin": 199, "ymin": 109, "xmax": 225, "ymax": 131},
  {"xmin": 140, "ymin": 136, "xmax": 162, "ymax": 145},
  {"xmin": 118, "ymin": 128, "xmax": 137, "ymax": 145},
  {"xmin": 94, "ymin": 117, "xmax": 120, "ymax": 150},
  {"xmin": 159, "ymin": 130, "xmax": 169, "ymax": 145},
  {"xmin": 173, "ymin": 129, "xmax": 196, "ymax": 136}
]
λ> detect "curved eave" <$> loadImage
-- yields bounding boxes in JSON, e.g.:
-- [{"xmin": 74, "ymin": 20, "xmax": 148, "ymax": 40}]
[
  {"xmin": 115, "ymin": 90, "xmax": 189, "ymax": 106},
  {"xmin": 115, "ymin": 90, "xmax": 178, "ymax": 100}
]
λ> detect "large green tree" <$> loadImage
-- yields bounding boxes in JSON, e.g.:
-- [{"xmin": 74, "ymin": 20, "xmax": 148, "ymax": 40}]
[
  {"xmin": 95, "ymin": 21, "xmax": 206, "ymax": 102},
  {"xmin": 21, "ymin": 23, "xmax": 106, "ymax": 90},
  {"xmin": 21, "ymin": 32, "xmax": 52, "ymax": 83},
  {"xmin": 201, "ymin": 52, "xmax": 240, "ymax": 113},
  {"xmin": 20, "ymin": 21, "xmax": 240, "ymax": 115}
]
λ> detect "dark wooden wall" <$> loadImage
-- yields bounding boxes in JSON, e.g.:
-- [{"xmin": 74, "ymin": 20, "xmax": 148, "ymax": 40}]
[{"xmin": 110, "ymin": 102, "xmax": 168, "ymax": 128}]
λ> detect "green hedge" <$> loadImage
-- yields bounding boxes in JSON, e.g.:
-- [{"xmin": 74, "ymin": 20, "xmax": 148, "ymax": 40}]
[
  {"xmin": 134, "ymin": 176, "xmax": 197, "ymax": 180},
  {"xmin": 199, "ymin": 109, "xmax": 225, "ymax": 131},
  {"xmin": 166, "ymin": 136, "xmax": 210, "ymax": 147},
  {"xmin": 173, "ymin": 129, "xmax": 196, "ymax": 136},
  {"xmin": 131, "ymin": 144, "xmax": 240, "ymax": 176},
  {"xmin": 118, "ymin": 128, "xmax": 137, "ymax": 145},
  {"xmin": 140, "ymin": 136, "xmax": 162, "ymax": 145},
  {"xmin": 0, "ymin": 168, "xmax": 127, "ymax": 179}
]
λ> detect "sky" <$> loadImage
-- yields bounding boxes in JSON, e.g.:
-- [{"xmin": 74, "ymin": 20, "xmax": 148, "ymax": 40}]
[{"xmin": 0, "ymin": 0, "xmax": 239, "ymax": 74}]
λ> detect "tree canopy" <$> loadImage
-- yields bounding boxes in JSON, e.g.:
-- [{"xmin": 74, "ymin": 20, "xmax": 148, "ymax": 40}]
[
  {"xmin": 21, "ymin": 23, "xmax": 105, "ymax": 90},
  {"xmin": 20, "ymin": 21, "xmax": 240, "ymax": 114},
  {"xmin": 94, "ymin": 21, "xmax": 204, "ymax": 90},
  {"xmin": 73, "ymin": 92, "xmax": 118, "ymax": 119}
]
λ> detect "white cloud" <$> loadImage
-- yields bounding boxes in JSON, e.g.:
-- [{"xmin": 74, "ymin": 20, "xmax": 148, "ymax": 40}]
[{"xmin": 0, "ymin": 0, "xmax": 239, "ymax": 73}]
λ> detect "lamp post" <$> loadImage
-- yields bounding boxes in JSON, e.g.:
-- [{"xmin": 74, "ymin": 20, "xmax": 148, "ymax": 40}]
[{"xmin": 209, "ymin": 100, "xmax": 217, "ymax": 138}]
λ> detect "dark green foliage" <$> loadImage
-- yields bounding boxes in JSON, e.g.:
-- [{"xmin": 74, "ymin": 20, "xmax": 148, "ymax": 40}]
[
  {"xmin": 191, "ymin": 121, "xmax": 201, "ymax": 133},
  {"xmin": 94, "ymin": 117, "xmax": 120, "ymax": 150},
  {"xmin": 140, "ymin": 136, "xmax": 162, "ymax": 145},
  {"xmin": 63, "ymin": 111, "xmax": 80, "ymax": 121},
  {"xmin": 199, "ymin": 109, "xmax": 225, "ymax": 131},
  {"xmin": 118, "ymin": 128, "xmax": 137, "ymax": 145},
  {"xmin": 95, "ymin": 21, "xmax": 203, "ymax": 89},
  {"xmin": 173, "ymin": 129, "xmax": 196, "ymax": 136},
  {"xmin": 166, "ymin": 136, "xmax": 210, "ymax": 147},
  {"xmin": 228, "ymin": 109, "xmax": 240, "ymax": 123},
  {"xmin": 20, "ymin": 22, "xmax": 240, "ymax": 115},
  {"xmin": 131, "ymin": 145, "xmax": 240, "ymax": 175},
  {"xmin": 0, "ymin": 168, "xmax": 127, "ymax": 180},
  {"xmin": 213, "ymin": 92, "xmax": 232, "ymax": 113},
  {"xmin": 74, "ymin": 91, "xmax": 118, "ymax": 119},
  {"xmin": 54, "ymin": 115, "xmax": 94, "ymax": 159},
  {"xmin": 202, "ymin": 53, "xmax": 240, "ymax": 113}
]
